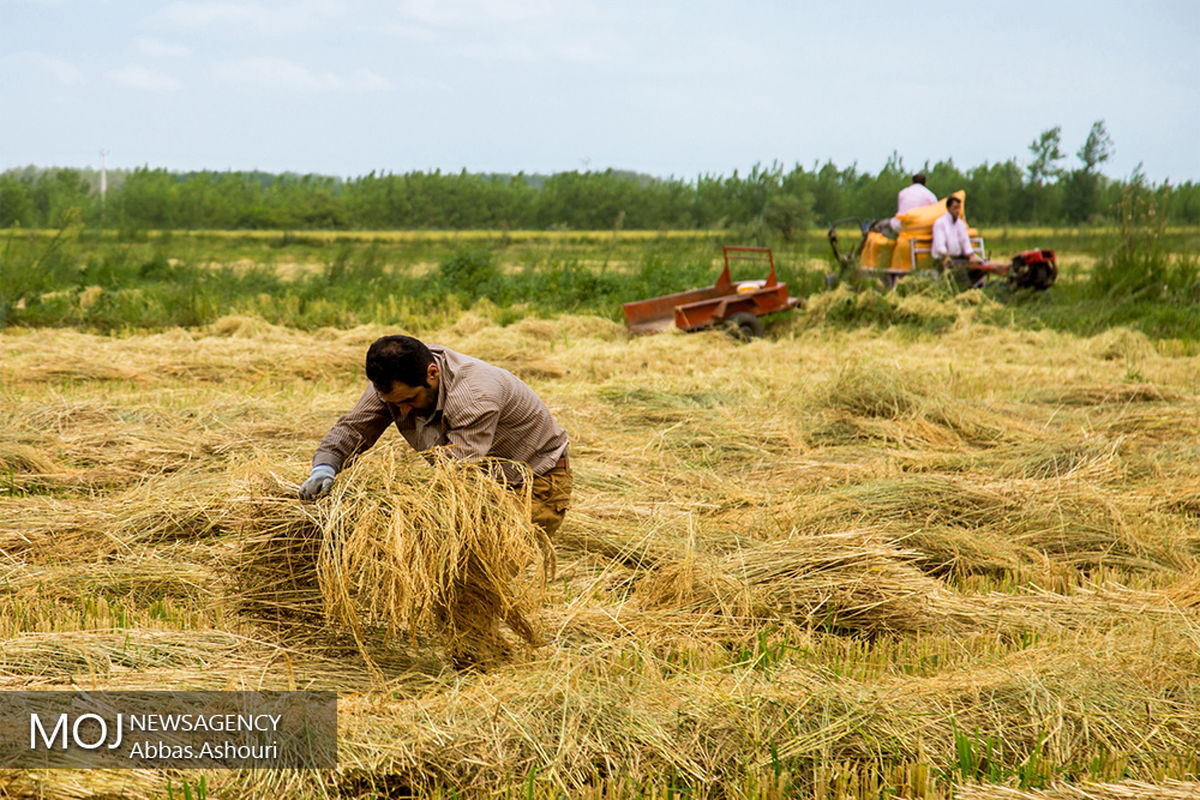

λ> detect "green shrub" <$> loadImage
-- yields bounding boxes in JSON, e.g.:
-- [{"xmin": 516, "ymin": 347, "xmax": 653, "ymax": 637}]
[
  {"xmin": 438, "ymin": 247, "xmax": 500, "ymax": 300},
  {"xmin": 1091, "ymin": 171, "xmax": 1199, "ymax": 301},
  {"xmin": 762, "ymin": 192, "xmax": 814, "ymax": 241}
]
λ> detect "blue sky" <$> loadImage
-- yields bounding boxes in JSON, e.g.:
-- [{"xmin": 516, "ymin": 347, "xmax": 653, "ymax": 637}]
[{"xmin": 2, "ymin": 0, "xmax": 1197, "ymax": 182}]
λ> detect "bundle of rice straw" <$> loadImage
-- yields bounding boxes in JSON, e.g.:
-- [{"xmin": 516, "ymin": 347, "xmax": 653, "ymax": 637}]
[
  {"xmin": 316, "ymin": 444, "xmax": 548, "ymax": 653},
  {"xmin": 634, "ymin": 549, "xmax": 751, "ymax": 618},
  {"xmin": 634, "ymin": 530, "xmax": 964, "ymax": 634},
  {"xmin": 720, "ymin": 531, "xmax": 963, "ymax": 633},
  {"xmin": 232, "ymin": 443, "xmax": 548, "ymax": 664},
  {"xmin": 230, "ymin": 469, "xmax": 325, "ymax": 623}
]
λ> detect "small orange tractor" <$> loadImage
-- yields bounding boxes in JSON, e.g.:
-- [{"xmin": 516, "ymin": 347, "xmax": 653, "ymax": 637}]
[
  {"xmin": 623, "ymin": 246, "xmax": 802, "ymax": 338},
  {"xmin": 827, "ymin": 191, "xmax": 1057, "ymax": 291}
]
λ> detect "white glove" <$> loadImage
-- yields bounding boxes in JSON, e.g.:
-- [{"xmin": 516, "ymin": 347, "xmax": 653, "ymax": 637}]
[{"xmin": 298, "ymin": 465, "xmax": 336, "ymax": 500}]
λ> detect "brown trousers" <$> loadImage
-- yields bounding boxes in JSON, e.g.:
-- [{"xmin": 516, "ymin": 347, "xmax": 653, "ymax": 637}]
[{"xmin": 528, "ymin": 465, "xmax": 573, "ymax": 538}]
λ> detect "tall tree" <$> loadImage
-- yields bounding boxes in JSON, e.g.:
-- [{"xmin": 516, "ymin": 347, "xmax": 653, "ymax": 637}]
[
  {"xmin": 1064, "ymin": 120, "xmax": 1115, "ymax": 223},
  {"xmin": 1027, "ymin": 125, "xmax": 1065, "ymax": 224},
  {"xmin": 1027, "ymin": 125, "xmax": 1066, "ymax": 184},
  {"xmin": 1077, "ymin": 119, "xmax": 1114, "ymax": 171}
]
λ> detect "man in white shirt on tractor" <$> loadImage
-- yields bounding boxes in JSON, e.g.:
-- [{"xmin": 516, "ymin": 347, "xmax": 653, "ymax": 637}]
[
  {"xmin": 897, "ymin": 174, "xmax": 937, "ymax": 216},
  {"xmin": 888, "ymin": 174, "xmax": 938, "ymax": 232},
  {"xmin": 930, "ymin": 195, "xmax": 981, "ymax": 268}
]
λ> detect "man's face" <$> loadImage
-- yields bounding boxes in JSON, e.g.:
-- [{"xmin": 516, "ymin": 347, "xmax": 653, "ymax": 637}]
[
  {"xmin": 947, "ymin": 199, "xmax": 962, "ymax": 220},
  {"xmin": 377, "ymin": 364, "xmax": 440, "ymax": 416}
]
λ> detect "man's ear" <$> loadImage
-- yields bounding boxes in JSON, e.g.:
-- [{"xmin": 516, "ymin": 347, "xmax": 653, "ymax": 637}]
[{"xmin": 427, "ymin": 363, "xmax": 439, "ymax": 384}]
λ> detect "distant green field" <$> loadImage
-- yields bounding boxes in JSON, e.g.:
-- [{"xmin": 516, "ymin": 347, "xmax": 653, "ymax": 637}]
[{"xmin": 1, "ymin": 226, "xmax": 1197, "ymax": 340}]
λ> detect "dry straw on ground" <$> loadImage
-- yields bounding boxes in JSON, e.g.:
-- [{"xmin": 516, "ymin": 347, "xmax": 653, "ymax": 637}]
[
  {"xmin": 3, "ymin": 308, "xmax": 1200, "ymax": 798},
  {"xmin": 956, "ymin": 779, "xmax": 1200, "ymax": 799}
]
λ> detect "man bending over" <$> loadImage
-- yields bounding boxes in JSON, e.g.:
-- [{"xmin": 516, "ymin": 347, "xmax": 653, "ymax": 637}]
[{"xmin": 299, "ymin": 334, "xmax": 572, "ymax": 540}]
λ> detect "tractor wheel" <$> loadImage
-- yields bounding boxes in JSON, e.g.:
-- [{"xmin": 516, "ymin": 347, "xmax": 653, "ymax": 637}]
[
  {"xmin": 1033, "ymin": 262, "xmax": 1058, "ymax": 290},
  {"xmin": 1008, "ymin": 260, "xmax": 1058, "ymax": 291},
  {"xmin": 723, "ymin": 312, "xmax": 764, "ymax": 341}
]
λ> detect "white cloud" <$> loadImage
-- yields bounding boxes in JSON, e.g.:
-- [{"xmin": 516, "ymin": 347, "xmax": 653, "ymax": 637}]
[
  {"xmin": 106, "ymin": 65, "xmax": 183, "ymax": 90},
  {"xmin": 450, "ymin": 34, "xmax": 610, "ymax": 65},
  {"xmin": 399, "ymin": 0, "xmax": 555, "ymax": 27},
  {"xmin": 147, "ymin": 0, "xmax": 343, "ymax": 36},
  {"xmin": 134, "ymin": 35, "xmax": 193, "ymax": 58},
  {"xmin": 214, "ymin": 57, "xmax": 390, "ymax": 92},
  {"xmin": 550, "ymin": 39, "xmax": 606, "ymax": 64},
  {"xmin": 381, "ymin": 22, "xmax": 438, "ymax": 42},
  {"xmin": 389, "ymin": 1, "xmax": 607, "ymax": 64},
  {"xmin": 452, "ymin": 40, "xmax": 537, "ymax": 62},
  {"xmin": 393, "ymin": 74, "xmax": 451, "ymax": 92},
  {"xmin": 1, "ymin": 51, "xmax": 84, "ymax": 84},
  {"xmin": 346, "ymin": 68, "xmax": 391, "ymax": 92}
]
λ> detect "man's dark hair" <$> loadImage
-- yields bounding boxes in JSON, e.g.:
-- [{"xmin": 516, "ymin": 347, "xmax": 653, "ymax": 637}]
[
  {"xmin": 946, "ymin": 195, "xmax": 962, "ymax": 209},
  {"xmin": 365, "ymin": 335, "xmax": 435, "ymax": 391},
  {"xmin": 912, "ymin": 173, "xmax": 927, "ymax": 185}
]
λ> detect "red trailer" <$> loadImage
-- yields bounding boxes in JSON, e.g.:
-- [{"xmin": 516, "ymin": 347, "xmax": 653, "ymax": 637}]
[{"xmin": 622, "ymin": 246, "xmax": 802, "ymax": 338}]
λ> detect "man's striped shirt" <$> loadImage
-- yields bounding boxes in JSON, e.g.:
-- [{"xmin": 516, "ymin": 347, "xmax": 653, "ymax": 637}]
[{"xmin": 313, "ymin": 345, "xmax": 568, "ymax": 484}]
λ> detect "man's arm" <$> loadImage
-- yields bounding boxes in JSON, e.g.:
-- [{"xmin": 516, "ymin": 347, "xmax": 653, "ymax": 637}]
[{"xmin": 301, "ymin": 386, "xmax": 394, "ymax": 499}]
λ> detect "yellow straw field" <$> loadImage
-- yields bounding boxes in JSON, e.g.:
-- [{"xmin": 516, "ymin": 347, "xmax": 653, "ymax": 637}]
[{"xmin": 1, "ymin": 295, "xmax": 1199, "ymax": 798}]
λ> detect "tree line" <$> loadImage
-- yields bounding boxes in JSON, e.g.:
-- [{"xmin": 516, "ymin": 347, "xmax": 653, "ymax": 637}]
[{"xmin": 3, "ymin": 122, "xmax": 1198, "ymax": 233}]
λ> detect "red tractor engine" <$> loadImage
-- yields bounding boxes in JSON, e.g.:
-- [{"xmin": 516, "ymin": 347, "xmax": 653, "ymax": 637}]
[{"xmin": 1007, "ymin": 249, "xmax": 1058, "ymax": 290}]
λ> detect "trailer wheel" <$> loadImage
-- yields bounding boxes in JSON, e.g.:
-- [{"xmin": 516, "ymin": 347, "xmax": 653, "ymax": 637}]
[{"xmin": 724, "ymin": 312, "xmax": 764, "ymax": 341}]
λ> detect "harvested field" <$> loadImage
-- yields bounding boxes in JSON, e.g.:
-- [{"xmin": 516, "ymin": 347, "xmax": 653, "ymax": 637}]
[{"xmin": 1, "ymin": 307, "xmax": 1199, "ymax": 798}]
